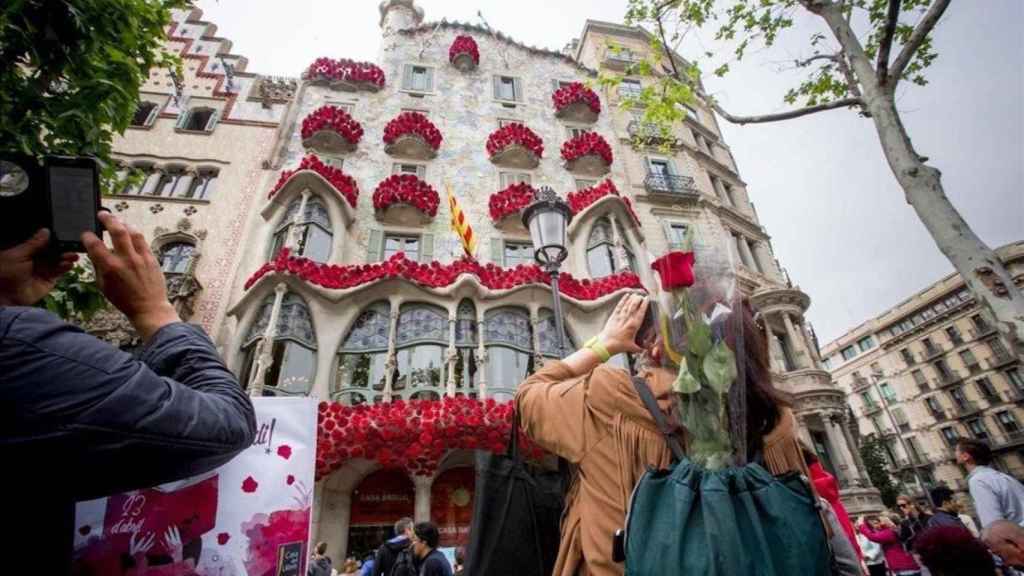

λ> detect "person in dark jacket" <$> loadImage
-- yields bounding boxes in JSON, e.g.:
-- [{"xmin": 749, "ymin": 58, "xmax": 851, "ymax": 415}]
[
  {"xmin": 928, "ymin": 486, "xmax": 968, "ymax": 529},
  {"xmin": 897, "ymin": 494, "xmax": 934, "ymax": 549},
  {"xmin": 0, "ymin": 213, "xmax": 256, "ymax": 573},
  {"xmin": 411, "ymin": 522, "xmax": 453, "ymax": 576},
  {"xmin": 373, "ymin": 517, "xmax": 414, "ymax": 576},
  {"xmin": 308, "ymin": 541, "xmax": 333, "ymax": 576}
]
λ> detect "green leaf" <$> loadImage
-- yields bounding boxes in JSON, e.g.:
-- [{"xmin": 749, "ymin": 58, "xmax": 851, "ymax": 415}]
[
  {"xmin": 672, "ymin": 361, "xmax": 702, "ymax": 394},
  {"xmin": 687, "ymin": 322, "xmax": 713, "ymax": 357},
  {"xmin": 703, "ymin": 341, "xmax": 737, "ymax": 394}
]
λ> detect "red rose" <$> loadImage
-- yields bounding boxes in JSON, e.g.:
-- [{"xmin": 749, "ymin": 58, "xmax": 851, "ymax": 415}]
[
  {"xmin": 217, "ymin": 532, "xmax": 231, "ymax": 545},
  {"xmin": 241, "ymin": 476, "xmax": 259, "ymax": 493},
  {"xmin": 650, "ymin": 251, "xmax": 696, "ymax": 290}
]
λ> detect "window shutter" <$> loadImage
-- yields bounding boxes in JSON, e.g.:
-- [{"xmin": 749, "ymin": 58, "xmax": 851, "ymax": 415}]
[
  {"xmin": 416, "ymin": 165, "xmax": 426, "ymax": 179},
  {"xmin": 662, "ymin": 221, "xmax": 682, "ymax": 251},
  {"xmin": 204, "ymin": 108, "xmax": 221, "ymax": 132},
  {"xmin": 175, "ymin": 110, "xmax": 190, "ymax": 129},
  {"xmin": 402, "ymin": 64, "xmax": 413, "ymax": 91},
  {"xmin": 666, "ymin": 158, "xmax": 679, "ymax": 176},
  {"xmin": 492, "ymin": 76, "xmax": 501, "ymax": 100},
  {"xmin": 499, "ymin": 172, "xmax": 509, "ymax": 188},
  {"xmin": 490, "ymin": 238, "xmax": 504, "ymax": 266},
  {"xmin": 367, "ymin": 229, "xmax": 384, "ymax": 262},
  {"xmin": 551, "ymin": 79, "xmax": 562, "ymax": 93},
  {"xmin": 513, "ymin": 77, "xmax": 522, "ymax": 101},
  {"xmin": 425, "ymin": 67, "xmax": 434, "ymax": 92},
  {"xmin": 420, "ymin": 233, "xmax": 435, "ymax": 263},
  {"xmin": 145, "ymin": 103, "xmax": 160, "ymax": 126}
]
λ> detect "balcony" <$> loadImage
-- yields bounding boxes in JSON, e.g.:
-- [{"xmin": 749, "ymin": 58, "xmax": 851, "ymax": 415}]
[
  {"xmin": 627, "ymin": 121, "xmax": 681, "ymax": 147},
  {"xmin": 915, "ymin": 379, "xmax": 932, "ymax": 393},
  {"xmin": 935, "ymin": 370, "xmax": 964, "ymax": 388},
  {"xmin": 995, "ymin": 430, "xmax": 1024, "ymax": 450},
  {"xmin": 965, "ymin": 362, "xmax": 983, "ymax": 375},
  {"xmin": 953, "ymin": 401, "xmax": 983, "ymax": 418},
  {"xmin": 923, "ymin": 344, "xmax": 946, "ymax": 361},
  {"xmin": 852, "ymin": 374, "xmax": 872, "ymax": 391},
  {"xmin": 987, "ymin": 350, "xmax": 1019, "ymax": 370},
  {"xmin": 643, "ymin": 173, "xmax": 699, "ymax": 199},
  {"xmin": 929, "ymin": 408, "xmax": 949, "ymax": 422},
  {"xmin": 971, "ymin": 322, "xmax": 997, "ymax": 339},
  {"xmin": 862, "ymin": 401, "xmax": 883, "ymax": 417},
  {"xmin": 604, "ymin": 51, "xmax": 643, "ymax": 71}
]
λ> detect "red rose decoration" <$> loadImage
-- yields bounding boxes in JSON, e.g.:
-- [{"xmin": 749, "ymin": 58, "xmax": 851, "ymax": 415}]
[
  {"xmin": 372, "ymin": 174, "xmax": 440, "ymax": 217},
  {"xmin": 486, "ymin": 123, "xmax": 544, "ymax": 159},
  {"xmin": 552, "ymin": 82, "xmax": 601, "ymax": 116},
  {"xmin": 268, "ymin": 154, "xmax": 359, "ymax": 208},
  {"xmin": 488, "ymin": 181, "xmax": 536, "ymax": 222},
  {"xmin": 301, "ymin": 105, "xmax": 364, "ymax": 147},
  {"xmin": 560, "ymin": 131, "xmax": 613, "ymax": 165},
  {"xmin": 651, "ymin": 251, "xmax": 696, "ymax": 290},
  {"xmin": 382, "ymin": 111, "xmax": 443, "ymax": 151},
  {"xmin": 449, "ymin": 35, "xmax": 480, "ymax": 68},
  {"xmin": 303, "ymin": 57, "xmax": 385, "ymax": 90},
  {"xmin": 286, "ymin": 475, "xmax": 295, "ymax": 486},
  {"xmin": 217, "ymin": 532, "xmax": 231, "ymax": 545},
  {"xmin": 277, "ymin": 445, "xmax": 292, "ymax": 460},
  {"xmin": 566, "ymin": 179, "xmax": 641, "ymax": 225},
  {"xmin": 241, "ymin": 476, "xmax": 259, "ymax": 493}
]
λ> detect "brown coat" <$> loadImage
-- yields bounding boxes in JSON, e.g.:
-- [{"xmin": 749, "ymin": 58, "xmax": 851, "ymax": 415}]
[{"xmin": 515, "ymin": 360, "xmax": 808, "ymax": 576}]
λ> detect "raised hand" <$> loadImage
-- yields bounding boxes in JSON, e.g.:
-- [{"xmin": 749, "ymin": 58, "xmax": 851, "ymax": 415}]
[
  {"xmin": 163, "ymin": 524, "xmax": 183, "ymax": 564},
  {"xmin": 597, "ymin": 293, "xmax": 649, "ymax": 356}
]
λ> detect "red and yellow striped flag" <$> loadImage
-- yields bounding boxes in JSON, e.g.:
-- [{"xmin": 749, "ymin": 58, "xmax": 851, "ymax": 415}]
[{"xmin": 447, "ymin": 182, "xmax": 476, "ymax": 258}]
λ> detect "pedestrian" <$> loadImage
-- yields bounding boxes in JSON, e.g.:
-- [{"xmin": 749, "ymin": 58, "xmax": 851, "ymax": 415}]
[
  {"xmin": 958, "ymin": 512, "xmax": 981, "ymax": 537},
  {"xmin": 372, "ymin": 517, "xmax": 414, "ymax": 576},
  {"xmin": 982, "ymin": 520, "xmax": 1024, "ymax": 572},
  {"xmin": 857, "ymin": 516, "xmax": 888, "ymax": 576},
  {"xmin": 452, "ymin": 547, "xmax": 465, "ymax": 576},
  {"xmin": 0, "ymin": 212, "xmax": 257, "ymax": 570},
  {"xmin": 914, "ymin": 525, "xmax": 996, "ymax": 576},
  {"xmin": 308, "ymin": 542, "xmax": 333, "ymax": 576},
  {"xmin": 340, "ymin": 557, "xmax": 361, "ymax": 576},
  {"xmin": 928, "ymin": 486, "xmax": 968, "ymax": 529},
  {"xmin": 359, "ymin": 552, "xmax": 375, "ymax": 576},
  {"xmin": 957, "ymin": 438, "xmax": 1024, "ymax": 528},
  {"xmin": 897, "ymin": 494, "xmax": 934, "ymax": 550},
  {"xmin": 859, "ymin": 514, "xmax": 923, "ymax": 575},
  {"xmin": 516, "ymin": 295, "xmax": 813, "ymax": 576},
  {"xmin": 410, "ymin": 522, "xmax": 453, "ymax": 576},
  {"xmin": 802, "ymin": 443, "xmax": 863, "ymax": 560}
]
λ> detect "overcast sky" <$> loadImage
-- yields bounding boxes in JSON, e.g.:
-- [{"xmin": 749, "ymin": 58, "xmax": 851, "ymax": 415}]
[{"xmin": 196, "ymin": 0, "xmax": 1023, "ymax": 344}]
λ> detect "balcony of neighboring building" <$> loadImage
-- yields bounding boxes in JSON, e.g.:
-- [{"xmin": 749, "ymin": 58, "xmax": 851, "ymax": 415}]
[
  {"xmin": 643, "ymin": 171, "xmax": 700, "ymax": 200},
  {"xmin": 929, "ymin": 407, "xmax": 949, "ymax": 422},
  {"xmin": 603, "ymin": 48, "xmax": 644, "ymax": 71},
  {"xmin": 952, "ymin": 400, "xmax": 983, "ymax": 419},
  {"xmin": 861, "ymin": 399, "xmax": 883, "ymax": 418},
  {"xmin": 627, "ymin": 120, "xmax": 682, "ymax": 148},
  {"xmin": 934, "ymin": 369, "xmax": 965, "ymax": 389},
  {"xmin": 922, "ymin": 341, "xmax": 946, "ymax": 362}
]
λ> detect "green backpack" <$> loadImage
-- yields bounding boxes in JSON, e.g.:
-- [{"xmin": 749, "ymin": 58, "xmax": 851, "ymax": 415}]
[{"xmin": 623, "ymin": 377, "xmax": 832, "ymax": 576}]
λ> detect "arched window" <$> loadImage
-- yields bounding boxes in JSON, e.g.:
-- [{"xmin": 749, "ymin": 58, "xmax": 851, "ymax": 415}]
[
  {"xmin": 185, "ymin": 168, "xmax": 218, "ymax": 200},
  {"xmin": 394, "ymin": 303, "xmax": 448, "ymax": 401},
  {"xmin": 131, "ymin": 101, "xmax": 159, "ymax": 127},
  {"xmin": 537, "ymin": 308, "xmax": 574, "ymax": 359},
  {"xmin": 269, "ymin": 196, "xmax": 333, "ymax": 262},
  {"xmin": 154, "ymin": 166, "xmax": 188, "ymax": 197},
  {"xmin": 483, "ymin": 307, "xmax": 534, "ymax": 401},
  {"xmin": 158, "ymin": 241, "xmax": 196, "ymax": 274},
  {"xmin": 586, "ymin": 217, "xmax": 616, "ymax": 278},
  {"xmin": 334, "ymin": 301, "xmax": 391, "ymax": 405},
  {"xmin": 453, "ymin": 300, "xmax": 478, "ymax": 397},
  {"xmin": 120, "ymin": 163, "xmax": 155, "ymax": 195},
  {"xmin": 239, "ymin": 292, "xmax": 317, "ymax": 396}
]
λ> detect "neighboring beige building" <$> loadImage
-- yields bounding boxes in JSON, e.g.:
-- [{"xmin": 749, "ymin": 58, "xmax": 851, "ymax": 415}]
[
  {"xmin": 111, "ymin": 2, "xmax": 881, "ymax": 560},
  {"xmin": 823, "ymin": 241, "xmax": 1024, "ymax": 506}
]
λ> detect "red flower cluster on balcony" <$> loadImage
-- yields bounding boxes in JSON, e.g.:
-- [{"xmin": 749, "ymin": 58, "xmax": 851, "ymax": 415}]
[
  {"xmin": 303, "ymin": 57, "xmax": 385, "ymax": 89},
  {"xmin": 383, "ymin": 111, "xmax": 443, "ymax": 150},
  {"xmin": 372, "ymin": 174, "xmax": 440, "ymax": 217},
  {"xmin": 316, "ymin": 397, "xmax": 542, "ymax": 478},
  {"xmin": 488, "ymin": 182, "xmax": 536, "ymax": 223},
  {"xmin": 552, "ymin": 82, "xmax": 601, "ymax": 115},
  {"xmin": 561, "ymin": 131, "xmax": 613, "ymax": 165},
  {"xmin": 300, "ymin": 105, "xmax": 364, "ymax": 146},
  {"xmin": 448, "ymin": 35, "xmax": 480, "ymax": 67},
  {"xmin": 485, "ymin": 123, "xmax": 544, "ymax": 159},
  {"xmin": 567, "ymin": 179, "xmax": 641, "ymax": 224},
  {"xmin": 268, "ymin": 155, "xmax": 359, "ymax": 208},
  {"xmin": 245, "ymin": 249, "xmax": 644, "ymax": 299}
]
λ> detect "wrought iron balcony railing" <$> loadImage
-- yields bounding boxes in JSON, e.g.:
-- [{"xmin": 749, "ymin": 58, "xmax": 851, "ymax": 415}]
[{"xmin": 643, "ymin": 173, "xmax": 699, "ymax": 198}]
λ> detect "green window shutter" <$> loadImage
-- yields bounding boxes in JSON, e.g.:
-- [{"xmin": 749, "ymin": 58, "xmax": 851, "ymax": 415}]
[
  {"xmin": 145, "ymin": 103, "xmax": 160, "ymax": 126},
  {"xmin": 425, "ymin": 67, "xmax": 434, "ymax": 92},
  {"xmin": 175, "ymin": 110, "xmax": 190, "ymax": 129},
  {"xmin": 490, "ymin": 237, "xmax": 504, "ymax": 266},
  {"xmin": 420, "ymin": 233, "xmax": 435, "ymax": 263},
  {"xmin": 492, "ymin": 75, "xmax": 501, "ymax": 100},
  {"xmin": 367, "ymin": 229, "xmax": 384, "ymax": 262},
  {"xmin": 205, "ymin": 108, "xmax": 221, "ymax": 132},
  {"xmin": 402, "ymin": 64, "xmax": 413, "ymax": 91}
]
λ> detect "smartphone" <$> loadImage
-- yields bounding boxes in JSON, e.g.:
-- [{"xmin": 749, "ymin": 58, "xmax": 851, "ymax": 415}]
[
  {"xmin": 634, "ymin": 298, "xmax": 657, "ymax": 347},
  {"xmin": 43, "ymin": 156, "xmax": 101, "ymax": 253}
]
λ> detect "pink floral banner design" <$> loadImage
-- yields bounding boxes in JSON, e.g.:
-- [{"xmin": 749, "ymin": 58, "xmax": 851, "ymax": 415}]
[{"xmin": 72, "ymin": 397, "xmax": 318, "ymax": 576}]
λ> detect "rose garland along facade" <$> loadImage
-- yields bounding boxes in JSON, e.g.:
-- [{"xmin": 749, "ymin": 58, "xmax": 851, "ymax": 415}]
[{"xmin": 215, "ymin": 1, "xmax": 880, "ymax": 558}]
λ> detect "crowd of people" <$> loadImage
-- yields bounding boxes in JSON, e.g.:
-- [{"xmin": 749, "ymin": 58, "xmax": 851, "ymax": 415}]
[{"xmin": 308, "ymin": 519, "xmax": 464, "ymax": 576}]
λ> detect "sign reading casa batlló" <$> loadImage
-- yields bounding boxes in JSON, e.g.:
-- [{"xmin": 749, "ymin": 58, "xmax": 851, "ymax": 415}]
[{"xmin": 72, "ymin": 397, "xmax": 317, "ymax": 576}]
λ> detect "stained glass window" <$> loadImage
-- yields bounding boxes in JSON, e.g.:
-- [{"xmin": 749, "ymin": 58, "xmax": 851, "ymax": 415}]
[{"xmin": 240, "ymin": 291, "xmax": 317, "ymax": 397}]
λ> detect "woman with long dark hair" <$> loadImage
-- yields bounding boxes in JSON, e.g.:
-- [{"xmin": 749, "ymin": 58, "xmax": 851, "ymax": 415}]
[{"xmin": 515, "ymin": 293, "xmax": 811, "ymax": 576}]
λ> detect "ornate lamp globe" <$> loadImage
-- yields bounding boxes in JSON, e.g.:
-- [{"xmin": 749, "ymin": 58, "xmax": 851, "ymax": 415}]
[{"xmin": 521, "ymin": 186, "xmax": 572, "ymax": 268}]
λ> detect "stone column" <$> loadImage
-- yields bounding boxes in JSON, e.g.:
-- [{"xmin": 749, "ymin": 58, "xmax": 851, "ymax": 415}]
[
  {"xmin": 173, "ymin": 170, "xmax": 195, "ymax": 199},
  {"xmin": 754, "ymin": 242, "xmax": 781, "ymax": 282},
  {"xmin": 318, "ymin": 489, "xmax": 352, "ymax": 561},
  {"xmin": 737, "ymin": 235, "xmax": 757, "ymax": 270},
  {"xmin": 794, "ymin": 413, "xmax": 815, "ymax": 450},
  {"xmin": 782, "ymin": 313, "xmax": 811, "ymax": 369},
  {"xmin": 446, "ymin": 309, "xmax": 457, "ymax": 397},
  {"xmin": 286, "ymin": 191, "xmax": 311, "ymax": 251},
  {"xmin": 413, "ymin": 475, "xmax": 433, "ymax": 523},
  {"xmin": 140, "ymin": 168, "xmax": 162, "ymax": 196},
  {"xmin": 799, "ymin": 321, "xmax": 822, "ymax": 364},
  {"xmin": 383, "ymin": 302, "xmax": 400, "ymax": 402},
  {"xmin": 249, "ymin": 283, "xmax": 288, "ymax": 396},
  {"xmin": 840, "ymin": 416, "xmax": 868, "ymax": 484},
  {"xmin": 608, "ymin": 216, "xmax": 630, "ymax": 272},
  {"xmin": 763, "ymin": 318, "xmax": 780, "ymax": 373},
  {"xmin": 823, "ymin": 411, "xmax": 859, "ymax": 488}
]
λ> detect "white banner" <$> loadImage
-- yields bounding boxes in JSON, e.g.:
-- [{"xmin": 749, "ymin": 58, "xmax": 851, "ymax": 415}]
[{"xmin": 72, "ymin": 397, "xmax": 317, "ymax": 576}]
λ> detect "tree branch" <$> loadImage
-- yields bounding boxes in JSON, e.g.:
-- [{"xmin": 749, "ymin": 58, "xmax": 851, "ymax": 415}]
[
  {"xmin": 889, "ymin": 0, "xmax": 951, "ymax": 84},
  {"xmin": 875, "ymin": 0, "xmax": 901, "ymax": 84},
  {"xmin": 795, "ymin": 53, "xmax": 839, "ymax": 67},
  {"xmin": 711, "ymin": 97, "xmax": 863, "ymax": 125},
  {"xmin": 837, "ymin": 54, "xmax": 862, "ymax": 99}
]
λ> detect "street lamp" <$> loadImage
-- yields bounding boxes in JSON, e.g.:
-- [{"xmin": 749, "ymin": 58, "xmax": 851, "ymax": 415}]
[
  {"xmin": 870, "ymin": 370, "xmax": 937, "ymax": 508},
  {"xmin": 522, "ymin": 186, "xmax": 573, "ymax": 357}
]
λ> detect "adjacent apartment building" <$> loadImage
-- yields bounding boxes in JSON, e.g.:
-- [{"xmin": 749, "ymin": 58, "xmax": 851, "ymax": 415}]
[{"xmin": 824, "ymin": 241, "xmax": 1024, "ymax": 503}]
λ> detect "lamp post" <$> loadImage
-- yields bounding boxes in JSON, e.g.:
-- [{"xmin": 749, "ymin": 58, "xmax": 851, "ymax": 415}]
[
  {"xmin": 522, "ymin": 186, "xmax": 573, "ymax": 357},
  {"xmin": 870, "ymin": 370, "xmax": 936, "ymax": 507}
]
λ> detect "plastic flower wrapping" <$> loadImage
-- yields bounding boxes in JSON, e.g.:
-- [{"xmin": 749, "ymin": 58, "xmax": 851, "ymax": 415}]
[{"xmin": 646, "ymin": 224, "xmax": 746, "ymax": 470}]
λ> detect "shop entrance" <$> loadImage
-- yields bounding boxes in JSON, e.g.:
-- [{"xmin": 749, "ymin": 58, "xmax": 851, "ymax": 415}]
[
  {"xmin": 348, "ymin": 469, "xmax": 415, "ymax": 560},
  {"xmin": 431, "ymin": 467, "xmax": 475, "ymax": 548}
]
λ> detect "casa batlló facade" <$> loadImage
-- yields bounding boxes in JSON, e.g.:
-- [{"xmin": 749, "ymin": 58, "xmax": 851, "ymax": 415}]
[{"xmin": 107, "ymin": 2, "xmax": 882, "ymax": 560}]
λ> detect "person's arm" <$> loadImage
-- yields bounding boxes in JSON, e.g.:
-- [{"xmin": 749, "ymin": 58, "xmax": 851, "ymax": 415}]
[
  {"xmin": 515, "ymin": 294, "xmax": 647, "ymax": 462},
  {"xmin": 971, "ymin": 476, "xmax": 1004, "ymax": 528},
  {"xmin": 859, "ymin": 524, "xmax": 898, "ymax": 544}
]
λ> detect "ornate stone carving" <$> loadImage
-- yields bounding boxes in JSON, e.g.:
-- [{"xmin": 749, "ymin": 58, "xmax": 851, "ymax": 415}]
[
  {"xmin": 115, "ymin": 201, "xmax": 130, "ymax": 212},
  {"xmin": 183, "ymin": 206, "xmax": 198, "ymax": 217},
  {"xmin": 149, "ymin": 204, "xmax": 164, "ymax": 214}
]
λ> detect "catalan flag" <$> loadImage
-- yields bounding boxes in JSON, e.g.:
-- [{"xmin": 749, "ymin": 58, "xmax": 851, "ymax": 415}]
[{"xmin": 447, "ymin": 182, "xmax": 476, "ymax": 258}]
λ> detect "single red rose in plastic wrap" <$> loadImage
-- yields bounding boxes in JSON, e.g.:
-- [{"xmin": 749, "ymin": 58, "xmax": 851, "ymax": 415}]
[{"xmin": 651, "ymin": 251, "xmax": 696, "ymax": 290}]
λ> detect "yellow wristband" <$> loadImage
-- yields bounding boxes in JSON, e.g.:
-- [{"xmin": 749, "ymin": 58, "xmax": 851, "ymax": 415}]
[{"xmin": 584, "ymin": 336, "xmax": 611, "ymax": 363}]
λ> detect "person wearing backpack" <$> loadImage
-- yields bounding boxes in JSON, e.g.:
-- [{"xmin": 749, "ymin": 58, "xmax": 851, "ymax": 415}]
[
  {"xmin": 410, "ymin": 522, "xmax": 453, "ymax": 576},
  {"xmin": 372, "ymin": 517, "xmax": 414, "ymax": 576},
  {"xmin": 516, "ymin": 293, "xmax": 814, "ymax": 576}
]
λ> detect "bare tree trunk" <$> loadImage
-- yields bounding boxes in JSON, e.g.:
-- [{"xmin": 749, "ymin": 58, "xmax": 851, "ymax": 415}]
[{"xmin": 869, "ymin": 96, "xmax": 1024, "ymax": 355}]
